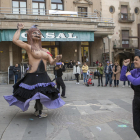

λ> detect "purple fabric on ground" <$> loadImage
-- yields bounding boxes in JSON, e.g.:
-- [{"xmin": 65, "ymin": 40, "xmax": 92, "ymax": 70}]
[
  {"xmin": 3, "ymin": 93, "xmax": 65, "ymax": 112},
  {"xmin": 19, "ymin": 82, "xmax": 56, "ymax": 90},
  {"xmin": 120, "ymin": 65, "xmax": 140, "ymax": 86}
]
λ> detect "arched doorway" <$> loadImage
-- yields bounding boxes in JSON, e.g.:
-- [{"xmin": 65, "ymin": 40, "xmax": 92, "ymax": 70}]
[{"xmin": 114, "ymin": 52, "xmax": 134, "ymax": 68}]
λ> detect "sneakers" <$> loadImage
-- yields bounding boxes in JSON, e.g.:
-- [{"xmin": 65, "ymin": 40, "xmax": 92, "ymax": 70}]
[
  {"xmin": 122, "ymin": 85, "xmax": 125, "ymax": 88},
  {"xmin": 34, "ymin": 111, "xmax": 39, "ymax": 116},
  {"xmin": 128, "ymin": 85, "xmax": 131, "ymax": 88},
  {"xmin": 38, "ymin": 113, "xmax": 47, "ymax": 118},
  {"xmin": 61, "ymin": 95, "xmax": 67, "ymax": 98},
  {"xmin": 77, "ymin": 82, "xmax": 80, "ymax": 84}
]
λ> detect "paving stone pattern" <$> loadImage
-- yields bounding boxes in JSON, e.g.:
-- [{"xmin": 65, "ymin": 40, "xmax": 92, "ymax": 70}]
[{"xmin": 0, "ymin": 79, "xmax": 139, "ymax": 140}]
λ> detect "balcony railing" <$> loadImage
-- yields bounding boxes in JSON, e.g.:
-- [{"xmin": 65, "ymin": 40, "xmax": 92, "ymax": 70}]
[
  {"xmin": 0, "ymin": 7, "xmax": 113, "ymax": 23},
  {"xmin": 113, "ymin": 40, "xmax": 138, "ymax": 49},
  {"xmin": 118, "ymin": 13, "xmax": 135, "ymax": 23}
]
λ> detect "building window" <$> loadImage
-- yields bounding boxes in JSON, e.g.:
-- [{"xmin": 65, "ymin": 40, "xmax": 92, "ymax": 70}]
[
  {"xmin": 12, "ymin": 0, "xmax": 26, "ymax": 14},
  {"xmin": 135, "ymin": 7, "xmax": 139, "ymax": 15},
  {"xmin": 121, "ymin": 5, "xmax": 128, "ymax": 20},
  {"xmin": 122, "ymin": 30, "xmax": 129, "ymax": 48},
  {"xmin": 32, "ymin": 0, "xmax": 45, "ymax": 15},
  {"xmin": 51, "ymin": 0, "xmax": 63, "ymax": 10},
  {"xmin": 78, "ymin": 7, "xmax": 87, "ymax": 17},
  {"xmin": 109, "ymin": 6, "xmax": 115, "ymax": 14}
]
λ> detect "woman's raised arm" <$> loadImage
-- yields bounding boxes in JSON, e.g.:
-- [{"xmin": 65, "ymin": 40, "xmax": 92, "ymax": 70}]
[{"xmin": 13, "ymin": 23, "xmax": 30, "ymax": 51}]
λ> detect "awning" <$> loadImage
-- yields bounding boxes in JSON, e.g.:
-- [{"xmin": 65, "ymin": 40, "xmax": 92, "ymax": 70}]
[{"xmin": 0, "ymin": 30, "xmax": 94, "ymax": 42}]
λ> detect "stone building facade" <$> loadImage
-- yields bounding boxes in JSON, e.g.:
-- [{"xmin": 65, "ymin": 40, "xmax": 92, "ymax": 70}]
[
  {"xmin": 102, "ymin": 0, "xmax": 140, "ymax": 66},
  {"xmin": 0, "ymin": 0, "xmax": 140, "ymax": 75},
  {"xmin": 0, "ymin": 0, "xmax": 114, "ymax": 74}
]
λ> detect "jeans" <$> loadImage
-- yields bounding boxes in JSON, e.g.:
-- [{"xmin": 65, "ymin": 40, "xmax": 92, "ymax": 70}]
[
  {"xmin": 123, "ymin": 81, "xmax": 130, "ymax": 86},
  {"xmin": 56, "ymin": 77, "xmax": 66, "ymax": 96},
  {"xmin": 75, "ymin": 74, "xmax": 79, "ymax": 82},
  {"xmin": 105, "ymin": 73, "xmax": 111, "ymax": 85},
  {"xmin": 98, "ymin": 74, "xmax": 103, "ymax": 86},
  {"xmin": 114, "ymin": 80, "xmax": 119, "ymax": 86},
  {"xmin": 110, "ymin": 72, "xmax": 113, "ymax": 85},
  {"xmin": 15, "ymin": 74, "xmax": 18, "ymax": 84},
  {"xmin": 83, "ymin": 73, "xmax": 87, "ymax": 83}
]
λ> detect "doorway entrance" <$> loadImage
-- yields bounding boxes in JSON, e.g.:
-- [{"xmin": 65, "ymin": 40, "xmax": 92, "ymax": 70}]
[{"xmin": 81, "ymin": 42, "xmax": 89, "ymax": 65}]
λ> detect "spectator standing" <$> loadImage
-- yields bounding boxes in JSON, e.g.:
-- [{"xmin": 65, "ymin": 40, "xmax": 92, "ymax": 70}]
[
  {"xmin": 96, "ymin": 60, "xmax": 99, "ymax": 66},
  {"xmin": 68, "ymin": 60, "xmax": 73, "ymax": 68},
  {"xmin": 130, "ymin": 61, "xmax": 135, "ymax": 70},
  {"xmin": 55, "ymin": 62, "xmax": 66, "ymax": 98},
  {"xmin": 110, "ymin": 61, "xmax": 114, "ymax": 86},
  {"xmin": 104, "ymin": 61, "xmax": 112, "ymax": 87},
  {"xmin": 13, "ymin": 64, "xmax": 19, "ymax": 84},
  {"xmin": 122, "ymin": 64, "xmax": 131, "ymax": 88},
  {"xmin": 97, "ymin": 62, "xmax": 104, "ymax": 87},
  {"xmin": 87, "ymin": 69, "xmax": 90, "ymax": 79},
  {"xmin": 112, "ymin": 61, "xmax": 121, "ymax": 87},
  {"xmin": 82, "ymin": 62, "xmax": 88, "ymax": 85},
  {"xmin": 73, "ymin": 60, "xmax": 76, "ymax": 66},
  {"xmin": 73, "ymin": 62, "xmax": 80, "ymax": 84}
]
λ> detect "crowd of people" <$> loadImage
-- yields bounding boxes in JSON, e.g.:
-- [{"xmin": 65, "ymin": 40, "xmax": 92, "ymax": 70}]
[{"xmin": 72, "ymin": 60, "xmax": 135, "ymax": 88}]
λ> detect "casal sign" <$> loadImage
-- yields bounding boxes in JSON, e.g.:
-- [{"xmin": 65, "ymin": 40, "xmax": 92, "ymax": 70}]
[{"xmin": 21, "ymin": 32, "xmax": 77, "ymax": 39}]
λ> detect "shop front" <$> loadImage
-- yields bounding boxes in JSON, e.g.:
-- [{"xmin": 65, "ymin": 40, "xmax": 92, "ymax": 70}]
[{"xmin": 0, "ymin": 30, "xmax": 94, "ymax": 71}]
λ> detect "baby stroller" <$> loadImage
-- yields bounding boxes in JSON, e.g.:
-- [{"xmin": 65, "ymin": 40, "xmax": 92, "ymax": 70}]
[{"xmin": 86, "ymin": 72, "xmax": 94, "ymax": 87}]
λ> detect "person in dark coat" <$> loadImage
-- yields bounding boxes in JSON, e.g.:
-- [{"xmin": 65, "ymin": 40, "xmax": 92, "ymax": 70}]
[
  {"xmin": 13, "ymin": 64, "xmax": 19, "ymax": 84},
  {"xmin": 55, "ymin": 62, "xmax": 66, "ymax": 98},
  {"xmin": 68, "ymin": 60, "xmax": 73, "ymax": 68},
  {"xmin": 130, "ymin": 61, "xmax": 135, "ymax": 70},
  {"xmin": 104, "ymin": 61, "xmax": 112, "ymax": 87},
  {"xmin": 120, "ymin": 49, "xmax": 140, "ymax": 138}
]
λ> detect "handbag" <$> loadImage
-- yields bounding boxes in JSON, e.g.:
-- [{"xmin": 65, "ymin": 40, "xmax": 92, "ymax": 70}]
[{"xmin": 94, "ymin": 70, "xmax": 100, "ymax": 76}]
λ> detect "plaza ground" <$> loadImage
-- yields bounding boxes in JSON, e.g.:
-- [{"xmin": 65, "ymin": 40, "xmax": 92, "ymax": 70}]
[{"xmin": 0, "ymin": 78, "xmax": 139, "ymax": 140}]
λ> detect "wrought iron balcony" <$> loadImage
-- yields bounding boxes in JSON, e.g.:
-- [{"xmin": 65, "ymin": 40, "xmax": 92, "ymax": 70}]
[
  {"xmin": 113, "ymin": 40, "xmax": 138, "ymax": 49},
  {"xmin": 118, "ymin": 13, "xmax": 135, "ymax": 23}
]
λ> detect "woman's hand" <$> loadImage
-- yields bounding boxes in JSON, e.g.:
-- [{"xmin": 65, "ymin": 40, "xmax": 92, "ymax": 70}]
[
  {"xmin": 17, "ymin": 23, "xmax": 24, "ymax": 30},
  {"xmin": 123, "ymin": 59, "xmax": 130, "ymax": 66},
  {"xmin": 125, "ymin": 71, "xmax": 131, "ymax": 77}
]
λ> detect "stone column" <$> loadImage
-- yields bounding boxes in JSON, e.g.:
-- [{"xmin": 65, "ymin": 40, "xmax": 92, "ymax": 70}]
[
  {"xmin": 9, "ymin": 43, "xmax": 13, "ymax": 66},
  {"xmin": 27, "ymin": 0, "xmax": 32, "ymax": 14},
  {"xmin": 77, "ymin": 42, "xmax": 81, "ymax": 63},
  {"xmin": 108, "ymin": 35, "xmax": 112, "ymax": 62}
]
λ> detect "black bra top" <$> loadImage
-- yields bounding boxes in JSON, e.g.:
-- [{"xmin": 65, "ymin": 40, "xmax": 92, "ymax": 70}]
[{"xmin": 34, "ymin": 60, "xmax": 45, "ymax": 73}]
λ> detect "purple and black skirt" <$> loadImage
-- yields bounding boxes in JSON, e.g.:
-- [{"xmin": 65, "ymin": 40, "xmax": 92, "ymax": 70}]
[{"xmin": 4, "ymin": 60, "xmax": 65, "ymax": 111}]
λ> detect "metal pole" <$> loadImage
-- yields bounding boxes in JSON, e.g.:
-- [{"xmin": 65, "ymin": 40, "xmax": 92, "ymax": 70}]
[
  {"xmin": 138, "ymin": 24, "xmax": 140, "ymax": 49},
  {"xmin": 8, "ymin": 67, "xmax": 9, "ymax": 85}
]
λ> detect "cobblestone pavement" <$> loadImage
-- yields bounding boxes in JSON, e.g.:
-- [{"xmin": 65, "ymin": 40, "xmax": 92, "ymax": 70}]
[{"xmin": 0, "ymin": 79, "xmax": 139, "ymax": 140}]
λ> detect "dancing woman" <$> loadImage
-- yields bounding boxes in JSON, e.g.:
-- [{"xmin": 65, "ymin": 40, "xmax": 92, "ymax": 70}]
[
  {"xmin": 4, "ymin": 23, "xmax": 65, "ymax": 118},
  {"xmin": 120, "ymin": 49, "xmax": 140, "ymax": 137}
]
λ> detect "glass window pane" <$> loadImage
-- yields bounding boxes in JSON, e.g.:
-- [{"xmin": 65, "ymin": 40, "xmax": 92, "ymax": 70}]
[
  {"xmin": 20, "ymin": 8, "xmax": 26, "ymax": 14},
  {"xmin": 13, "ymin": 8, "xmax": 19, "ymax": 14},
  {"xmin": 58, "ymin": 4, "xmax": 63, "ymax": 10},
  {"xmin": 51, "ymin": 0, "xmax": 62, "ymax": 4},
  {"xmin": 12, "ymin": 1, "xmax": 19, "ymax": 7},
  {"xmin": 51, "ymin": 4, "xmax": 57, "ymax": 10},
  {"xmin": 32, "ymin": 0, "xmax": 45, "ymax": 1},
  {"xmin": 39, "ymin": 3, "xmax": 45, "ymax": 9},
  {"xmin": 32, "ymin": 3, "xmax": 38, "ymax": 8},
  {"xmin": 40, "ymin": 9, "xmax": 45, "ymax": 15},
  {"xmin": 33, "ymin": 9, "xmax": 39, "ymax": 15},
  {"xmin": 20, "ymin": 2, "xmax": 26, "ymax": 8}
]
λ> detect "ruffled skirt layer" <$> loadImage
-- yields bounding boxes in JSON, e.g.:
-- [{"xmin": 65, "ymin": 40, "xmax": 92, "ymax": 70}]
[{"xmin": 4, "ymin": 72, "xmax": 65, "ymax": 111}]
